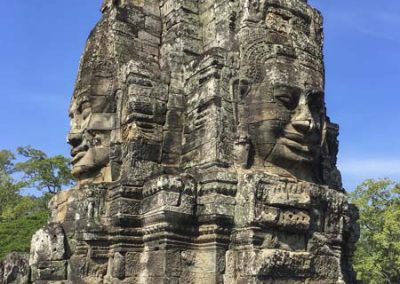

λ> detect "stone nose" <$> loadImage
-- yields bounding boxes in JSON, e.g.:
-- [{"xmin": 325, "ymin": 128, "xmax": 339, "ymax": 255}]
[
  {"xmin": 291, "ymin": 104, "xmax": 315, "ymax": 133},
  {"xmin": 291, "ymin": 119, "xmax": 314, "ymax": 133},
  {"xmin": 67, "ymin": 133, "xmax": 83, "ymax": 148}
]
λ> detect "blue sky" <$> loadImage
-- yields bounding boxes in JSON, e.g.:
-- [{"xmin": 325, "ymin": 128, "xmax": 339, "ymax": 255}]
[{"xmin": 0, "ymin": 1, "xmax": 399, "ymax": 190}]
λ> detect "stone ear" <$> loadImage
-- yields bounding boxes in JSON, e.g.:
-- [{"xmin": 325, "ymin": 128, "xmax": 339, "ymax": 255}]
[{"xmin": 239, "ymin": 79, "xmax": 251, "ymax": 100}]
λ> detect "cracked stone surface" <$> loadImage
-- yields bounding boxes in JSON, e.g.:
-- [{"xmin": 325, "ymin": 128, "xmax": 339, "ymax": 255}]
[
  {"xmin": 26, "ymin": 0, "xmax": 359, "ymax": 283},
  {"xmin": 0, "ymin": 253, "xmax": 29, "ymax": 284}
]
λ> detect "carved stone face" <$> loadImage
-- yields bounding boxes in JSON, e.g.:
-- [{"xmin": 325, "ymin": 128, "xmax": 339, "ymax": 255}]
[
  {"xmin": 246, "ymin": 56, "xmax": 325, "ymax": 178},
  {"xmin": 68, "ymin": 94, "xmax": 115, "ymax": 180}
]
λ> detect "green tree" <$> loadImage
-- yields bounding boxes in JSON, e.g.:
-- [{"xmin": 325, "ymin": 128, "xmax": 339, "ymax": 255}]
[
  {"xmin": 0, "ymin": 210, "xmax": 48, "ymax": 259},
  {"xmin": 0, "ymin": 150, "xmax": 25, "ymax": 216},
  {"xmin": 1, "ymin": 195, "xmax": 51, "ymax": 222},
  {"xmin": 0, "ymin": 147, "xmax": 74, "ymax": 259},
  {"xmin": 350, "ymin": 179, "xmax": 400, "ymax": 284},
  {"xmin": 15, "ymin": 146, "xmax": 74, "ymax": 194}
]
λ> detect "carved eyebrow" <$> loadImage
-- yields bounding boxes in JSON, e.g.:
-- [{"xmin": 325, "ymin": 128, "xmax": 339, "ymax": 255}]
[{"xmin": 273, "ymin": 84, "xmax": 302, "ymax": 94}]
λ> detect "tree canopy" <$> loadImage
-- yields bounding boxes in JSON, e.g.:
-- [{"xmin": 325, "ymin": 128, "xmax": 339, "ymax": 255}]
[
  {"xmin": 0, "ymin": 147, "xmax": 74, "ymax": 259},
  {"xmin": 15, "ymin": 146, "xmax": 74, "ymax": 194},
  {"xmin": 350, "ymin": 178, "xmax": 400, "ymax": 284}
]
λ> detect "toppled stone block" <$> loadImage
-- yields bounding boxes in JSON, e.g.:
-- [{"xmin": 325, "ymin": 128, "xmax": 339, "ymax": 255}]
[{"xmin": 30, "ymin": 224, "xmax": 66, "ymax": 264}]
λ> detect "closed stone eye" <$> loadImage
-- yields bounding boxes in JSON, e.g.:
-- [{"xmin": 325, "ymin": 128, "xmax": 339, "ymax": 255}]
[{"xmin": 275, "ymin": 93, "xmax": 298, "ymax": 110}]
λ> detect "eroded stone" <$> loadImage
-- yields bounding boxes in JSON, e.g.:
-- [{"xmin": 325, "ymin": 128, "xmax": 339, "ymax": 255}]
[{"xmin": 28, "ymin": 0, "xmax": 359, "ymax": 283}]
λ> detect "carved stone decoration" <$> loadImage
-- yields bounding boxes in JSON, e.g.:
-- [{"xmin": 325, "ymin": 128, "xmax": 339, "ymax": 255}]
[{"xmin": 28, "ymin": 0, "xmax": 359, "ymax": 283}]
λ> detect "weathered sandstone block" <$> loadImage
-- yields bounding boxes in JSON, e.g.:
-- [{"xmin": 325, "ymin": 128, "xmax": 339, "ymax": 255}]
[{"xmin": 27, "ymin": 0, "xmax": 359, "ymax": 283}]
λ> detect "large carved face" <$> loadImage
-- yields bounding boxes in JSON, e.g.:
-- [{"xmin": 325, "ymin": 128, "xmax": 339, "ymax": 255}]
[
  {"xmin": 68, "ymin": 93, "xmax": 116, "ymax": 181},
  {"xmin": 66, "ymin": 11, "xmax": 119, "ymax": 182},
  {"xmin": 242, "ymin": 51, "xmax": 325, "ymax": 181},
  {"xmin": 238, "ymin": 1, "xmax": 326, "ymax": 180},
  {"xmin": 245, "ymin": 54, "xmax": 325, "ymax": 178}
]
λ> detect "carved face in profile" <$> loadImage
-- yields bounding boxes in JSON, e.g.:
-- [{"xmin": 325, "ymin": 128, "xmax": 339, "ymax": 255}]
[
  {"xmin": 68, "ymin": 93, "xmax": 116, "ymax": 181},
  {"xmin": 244, "ymin": 56, "xmax": 325, "ymax": 179}
]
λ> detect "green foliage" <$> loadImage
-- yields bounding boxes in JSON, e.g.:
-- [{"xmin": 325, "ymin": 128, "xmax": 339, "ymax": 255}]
[
  {"xmin": 0, "ymin": 146, "xmax": 73, "ymax": 260},
  {"xmin": 15, "ymin": 146, "xmax": 74, "ymax": 194},
  {"xmin": 0, "ymin": 149, "xmax": 15, "ymax": 175},
  {"xmin": 1, "ymin": 194, "xmax": 51, "ymax": 222},
  {"xmin": 350, "ymin": 179, "xmax": 400, "ymax": 284},
  {"xmin": 0, "ymin": 210, "xmax": 48, "ymax": 259},
  {"xmin": 0, "ymin": 150, "xmax": 25, "ymax": 216}
]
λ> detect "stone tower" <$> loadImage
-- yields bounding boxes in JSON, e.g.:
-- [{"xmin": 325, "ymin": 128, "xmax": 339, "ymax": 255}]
[{"xmin": 29, "ymin": 0, "xmax": 359, "ymax": 283}]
